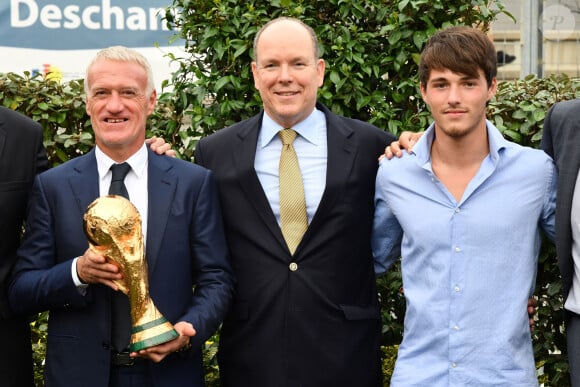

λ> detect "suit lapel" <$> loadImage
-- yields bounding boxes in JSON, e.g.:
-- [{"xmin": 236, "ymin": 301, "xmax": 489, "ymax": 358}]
[
  {"xmin": 301, "ymin": 105, "xmax": 357, "ymax": 248},
  {"xmin": 232, "ymin": 107, "xmax": 358, "ymax": 255},
  {"xmin": 146, "ymin": 149, "xmax": 175, "ymax": 272},
  {"xmin": 233, "ymin": 114, "xmax": 289, "ymax": 253},
  {"xmin": 558, "ymin": 124, "xmax": 580, "ymax": 243},
  {"xmin": 69, "ymin": 149, "xmax": 172, "ymax": 274},
  {"xmin": 69, "ymin": 150, "xmax": 100, "ymax": 215}
]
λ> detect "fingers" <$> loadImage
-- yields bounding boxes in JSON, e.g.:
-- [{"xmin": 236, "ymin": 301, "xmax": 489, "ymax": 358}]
[
  {"xmin": 130, "ymin": 321, "xmax": 196, "ymax": 363},
  {"xmin": 393, "ymin": 131, "xmax": 420, "ymax": 157},
  {"xmin": 174, "ymin": 321, "xmax": 196, "ymax": 338},
  {"xmin": 382, "ymin": 131, "xmax": 419, "ymax": 161},
  {"xmin": 131, "ymin": 344, "xmax": 174, "ymax": 363},
  {"xmin": 405, "ymin": 131, "xmax": 422, "ymax": 149},
  {"xmin": 152, "ymin": 142, "xmax": 174, "ymax": 156},
  {"xmin": 527, "ymin": 297, "xmax": 536, "ymax": 332},
  {"xmin": 382, "ymin": 143, "xmax": 401, "ymax": 160},
  {"xmin": 76, "ymin": 248, "xmax": 123, "ymax": 289},
  {"xmin": 129, "ymin": 337, "xmax": 182, "ymax": 363},
  {"xmin": 146, "ymin": 136, "xmax": 177, "ymax": 157},
  {"xmin": 164, "ymin": 148, "xmax": 177, "ymax": 157}
]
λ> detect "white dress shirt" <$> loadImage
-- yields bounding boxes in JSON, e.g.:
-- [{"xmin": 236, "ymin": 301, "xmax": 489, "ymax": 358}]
[{"xmin": 72, "ymin": 143, "xmax": 149, "ymax": 286}]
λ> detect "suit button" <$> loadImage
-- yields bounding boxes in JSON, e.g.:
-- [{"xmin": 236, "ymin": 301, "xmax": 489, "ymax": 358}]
[{"xmin": 289, "ymin": 262, "xmax": 298, "ymax": 271}]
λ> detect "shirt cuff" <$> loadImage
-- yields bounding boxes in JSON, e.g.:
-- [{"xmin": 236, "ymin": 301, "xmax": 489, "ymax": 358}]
[{"xmin": 72, "ymin": 257, "xmax": 88, "ymax": 294}]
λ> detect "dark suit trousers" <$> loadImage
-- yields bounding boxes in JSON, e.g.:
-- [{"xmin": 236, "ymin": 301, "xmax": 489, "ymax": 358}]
[
  {"xmin": 0, "ymin": 316, "xmax": 33, "ymax": 387},
  {"xmin": 568, "ymin": 312, "xmax": 580, "ymax": 387},
  {"xmin": 109, "ymin": 361, "xmax": 153, "ymax": 387}
]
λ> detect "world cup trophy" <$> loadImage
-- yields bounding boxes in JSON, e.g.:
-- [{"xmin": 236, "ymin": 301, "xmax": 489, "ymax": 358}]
[{"xmin": 83, "ymin": 195, "xmax": 178, "ymax": 351}]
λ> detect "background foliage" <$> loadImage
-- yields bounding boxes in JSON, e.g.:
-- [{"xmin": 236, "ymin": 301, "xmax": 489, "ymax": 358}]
[
  {"xmin": 2, "ymin": 0, "xmax": 580, "ymax": 385},
  {"xmin": 160, "ymin": 0, "xmax": 511, "ymax": 160}
]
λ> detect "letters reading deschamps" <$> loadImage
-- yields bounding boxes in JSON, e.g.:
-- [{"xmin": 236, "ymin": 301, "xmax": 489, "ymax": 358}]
[{"xmin": 10, "ymin": 0, "xmax": 177, "ymax": 31}]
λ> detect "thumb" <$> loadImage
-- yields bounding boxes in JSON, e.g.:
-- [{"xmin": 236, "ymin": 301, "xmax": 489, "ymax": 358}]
[{"xmin": 174, "ymin": 321, "xmax": 196, "ymax": 337}]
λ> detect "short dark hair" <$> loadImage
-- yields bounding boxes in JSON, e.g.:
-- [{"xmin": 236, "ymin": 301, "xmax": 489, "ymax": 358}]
[{"xmin": 419, "ymin": 26, "xmax": 497, "ymax": 89}]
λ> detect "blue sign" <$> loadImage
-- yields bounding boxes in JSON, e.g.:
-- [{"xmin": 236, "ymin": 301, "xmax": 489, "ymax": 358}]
[{"xmin": 0, "ymin": 0, "xmax": 180, "ymax": 49}]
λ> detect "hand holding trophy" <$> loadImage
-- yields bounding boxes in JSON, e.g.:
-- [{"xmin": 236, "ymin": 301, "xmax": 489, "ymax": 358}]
[{"xmin": 83, "ymin": 195, "xmax": 178, "ymax": 351}]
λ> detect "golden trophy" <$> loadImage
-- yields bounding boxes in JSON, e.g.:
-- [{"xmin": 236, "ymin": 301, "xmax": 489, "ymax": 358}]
[{"xmin": 83, "ymin": 195, "xmax": 178, "ymax": 351}]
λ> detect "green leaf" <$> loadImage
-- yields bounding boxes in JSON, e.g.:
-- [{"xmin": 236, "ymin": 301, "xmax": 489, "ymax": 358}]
[
  {"xmin": 532, "ymin": 108, "xmax": 545, "ymax": 122},
  {"xmin": 329, "ymin": 71, "xmax": 341, "ymax": 85}
]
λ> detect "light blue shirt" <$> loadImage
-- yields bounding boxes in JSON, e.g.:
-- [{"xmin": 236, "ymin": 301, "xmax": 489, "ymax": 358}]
[
  {"xmin": 372, "ymin": 120, "xmax": 556, "ymax": 386},
  {"xmin": 255, "ymin": 109, "xmax": 327, "ymax": 225}
]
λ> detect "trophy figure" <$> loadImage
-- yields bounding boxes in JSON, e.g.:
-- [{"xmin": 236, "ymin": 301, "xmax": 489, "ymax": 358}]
[{"xmin": 83, "ymin": 195, "xmax": 178, "ymax": 352}]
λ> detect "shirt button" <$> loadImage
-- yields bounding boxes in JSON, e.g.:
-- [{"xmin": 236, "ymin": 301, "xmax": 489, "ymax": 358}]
[
  {"xmin": 451, "ymin": 362, "xmax": 457, "ymax": 368},
  {"xmin": 455, "ymin": 246, "xmax": 461, "ymax": 253},
  {"xmin": 453, "ymin": 325, "xmax": 459, "ymax": 331},
  {"xmin": 454, "ymin": 286, "xmax": 460, "ymax": 292},
  {"xmin": 455, "ymin": 207, "xmax": 460, "ymax": 213},
  {"xmin": 289, "ymin": 262, "xmax": 298, "ymax": 271}
]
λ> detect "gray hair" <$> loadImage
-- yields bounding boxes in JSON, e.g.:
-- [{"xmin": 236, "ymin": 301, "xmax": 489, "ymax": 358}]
[
  {"xmin": 84, "ymin": 46, "xmax": 155, "ymax": 96},
  {"xmin": 253, "ymin": 17, "xmax": 320, "ymax": 62}
]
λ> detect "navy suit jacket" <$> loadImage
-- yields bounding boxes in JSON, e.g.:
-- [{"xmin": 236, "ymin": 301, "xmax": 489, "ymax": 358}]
[
  {"xmin": 195, "ymin": 103, "xmax": 396, "ymax": 387},
  {"xmin": 0, "ymin": 107, "xmax": 48, "ymax": 315},
  {"xmin": 9, "ymin": 147, "xmax": 234, "ymax": 387},
  {"xmin": 0, "ymin": 106, "xmax": 47, "ymax": 387},
  {"xmin": 542, "ymin": 99, "xmax": 580, "ymax": 307}
]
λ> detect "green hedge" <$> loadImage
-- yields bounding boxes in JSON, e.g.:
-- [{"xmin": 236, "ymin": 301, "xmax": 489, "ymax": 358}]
[
  {"xmin": 2, "ymin": 71, "xmax": 579, "ymax": 386},
  {"xmin": 157, "ymin": 0, "xmax": 513, "ymax": 163}
]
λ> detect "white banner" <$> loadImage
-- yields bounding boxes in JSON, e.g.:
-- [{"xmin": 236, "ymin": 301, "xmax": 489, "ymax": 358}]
[{"xmin": 0, "ymin": 0, "xmax": 184, "ymax": 91}]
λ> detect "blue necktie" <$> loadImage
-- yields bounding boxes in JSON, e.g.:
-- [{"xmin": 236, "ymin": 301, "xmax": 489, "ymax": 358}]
[{"xmin": 109, "ymin": 162, "xmax": 131, "ymax": 199}]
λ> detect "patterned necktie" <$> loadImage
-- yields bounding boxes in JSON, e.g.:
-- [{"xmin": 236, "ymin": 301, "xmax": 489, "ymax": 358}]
[
  {"xmin": 108, "ymin": 162, "xmax": 132, "ymax": 351},
  {"xmin": 278, "ymin": 129, "xmax": 308, "ymax": 255}
]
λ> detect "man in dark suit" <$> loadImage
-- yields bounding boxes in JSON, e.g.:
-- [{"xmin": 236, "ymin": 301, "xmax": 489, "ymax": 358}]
[
  {"xmin": 9, "ymin": 46, "xmax": 234, "ymax": 387},
  {"xmin": 0, "ymin": 106, "xmax": 47, "ymax": 387},
  {"xmin": 194, "ymin": 17, "xmax": 396, "ymax": 386},
  {"xmin": 541, "ymin": 98, "xmax": 580, "ymax": 387}
]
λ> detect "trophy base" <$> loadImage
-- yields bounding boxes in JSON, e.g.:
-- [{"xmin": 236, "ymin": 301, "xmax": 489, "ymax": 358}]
[{"xmin": 130, "ymin": 316, "xmax": 179, "ymax": 352}]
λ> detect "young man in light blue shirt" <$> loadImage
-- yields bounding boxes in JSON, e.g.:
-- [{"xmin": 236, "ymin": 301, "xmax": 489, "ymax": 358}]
[{"xmin": 372, "ymin": 26, "xmax": 557, "ymax": 386}]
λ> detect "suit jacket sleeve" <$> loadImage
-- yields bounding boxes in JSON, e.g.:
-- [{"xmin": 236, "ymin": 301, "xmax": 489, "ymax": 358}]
[
  {"xmin": 0, "ymin": 111, "xmax": 48, "ymax": 318},
  {"xmin": 8, "ymin": 174, "xmax": 89, "ymax": 316},
  {"xmin": 179, "ymin": 169, "xmax": 235, "ymax": 348}
]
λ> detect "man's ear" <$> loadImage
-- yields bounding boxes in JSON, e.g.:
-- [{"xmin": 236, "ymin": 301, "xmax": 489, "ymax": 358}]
[{"xmin": 487, "ymin": 77, "xmax": 498, "ymax": 101}]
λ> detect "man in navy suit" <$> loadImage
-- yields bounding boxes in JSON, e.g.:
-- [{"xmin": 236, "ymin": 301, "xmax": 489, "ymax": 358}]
[
  {"xmin": 195, "ymin": 17, "xmax": 396, "ymax": 386},
  {"xmin": 0, "ymin": 106, "xmax": 47, "ymax": 387},
  {"xmin": 541, "ymin": 99, "xmax": 580, "ymax": 387},
  {"xmin": 9, "ymin": 46, "xmax": 234, "ymax": 387}
]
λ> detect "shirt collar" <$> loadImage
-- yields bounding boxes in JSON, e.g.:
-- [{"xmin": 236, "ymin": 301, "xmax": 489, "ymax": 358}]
[
  {"xmin": 95, "ymin": 143, "xmax": 148, "ymax": 179},
  {"xmin": 415, "ymin": 119, "xmax": 509, "ymax": 166},
  {"xmin": 259, "ymin": 108, "xmax": 325, "ymax": 148}
]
